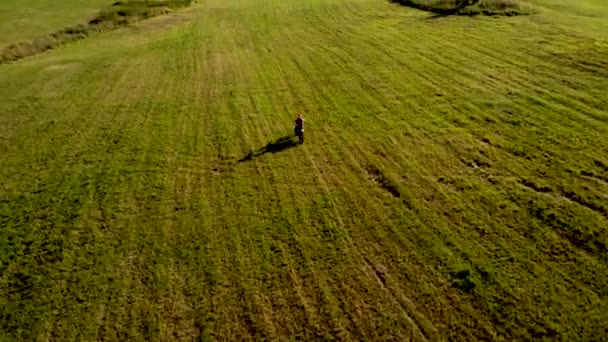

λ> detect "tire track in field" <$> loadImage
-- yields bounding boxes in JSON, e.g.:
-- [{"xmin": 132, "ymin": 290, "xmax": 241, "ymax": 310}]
[
  {"xmin": 270, "ymin": 12, "xmax": 440, "ymax": 339},
  {"xmin": 282, "ymin": 65, "xmax": 402, "ymax": 342},
  {"xmin": 324, "ymin": 15, "xmax": 584, "ymax": 326},
  {"xmin": 233, "ymin": 92, "xmax": 282, "ymax": 339},
  {"xmin": 414, "ymin": 24, "xmax": 608, "ymax": 128},
  {"xmin": 200, "ymin": 10, "xmax": 300, "ymax": 338},
  {"xmin": 242, "ymin": 125, "xmax": 300, "ymax": 337},
  {"xmin": 109, "ymin": 67, "xmax": 162, "ymax": 339},
  {"xmin": 320, "ymin": 22, "xmax": 491, "ymax": 131},
  {"xmin": 236, "ymin": 14, "xmax": 367, "ymax": 336},
  {"xmin": 425, "ymin": 28, "xmax": 608, "ymax": 129},
  {"xmin": 299, "ymin": 124, "xmax": 440, "ymax": 341},
  {"xmin": 181, "ymin": 53, "xmax": 225, "ymax": 337},
  {"xmin": 35, "ymin": 56, "xmax": 156, "ymax": 338},
  {"xmin": 173, "ymin": 27, "xmax": 222, "ymax": 339},
  {"xmin": 303, "ymin": 90, "xmax": 439, "ymax": 340},
  {"xmin": 265, "ymin": 113, "xmax": 361, "ymax": 339},
  {"xmin": 298, "ymin": 94, "xmax": 435, "ymax": 339},
  {"xmin": 223, "ymin": 33, "xmax": 268, "ymax": 336},
  {"xmin": 314, "ymin": 9, "xmax": 604, "ymax": 204},
  {"xmin": 408, "ymin": 27, "xmax": 608, "ymax": 169},
  {"xmin": 86, "ymin": 60, "xmax": 158, "ymax": 339},
  {"xmin": 296, "ymin": 8, "xmax": 510, "ymax": 340},
  {"xmin": 272, "ymin": 100, "xmax": 354, "ymax": 338},
  {"xmin": 8, "ymin": 55, "xmax": 151, "ymax": 338},
  {"xmin": 406, "ymin": 27, "xmax": 607, "ymax": 181},
  {"xmin": 97, "ymin": 50, "xmax": 188, "ymax": 339},
  {"xmin": 334, "ymin": 12, "xmax": 604, "ymax": 338},
  {"xmin": 320, "ymin": 8, "xmax": 605, "ymax": 146},
  {"xmin": 299, "ymin": 11, "xmax": 469, "ymax": 160},
  {"xmin": 282, "ymin": 5, "xmax": 540, "ymax": 340},
  {"xmin": 239, "ymin": 96, "xmax": 299, "ymax": 338},
  {"xmin": 222, "ymin": 19, "xmax": 288, "ymax": 340},
  {"xmin": 242, "ymin": 74, "xmax": 334, "ymax": 333},
  {"xmin": 242, "ymin": 78, "xmax": 327, "ymax": 337},
  {"xmin": 194, "ymin": 14, "xmax": 256, "ymax": 339},
  {"xmin": 157, "ymin": 34, "xmax": 213, "ymax": 340}
]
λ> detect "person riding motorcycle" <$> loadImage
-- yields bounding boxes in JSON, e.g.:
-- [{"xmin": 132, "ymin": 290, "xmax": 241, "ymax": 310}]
[{"xmin": 294, "ymin": 114, "xmax": 304, "ymax": 144}]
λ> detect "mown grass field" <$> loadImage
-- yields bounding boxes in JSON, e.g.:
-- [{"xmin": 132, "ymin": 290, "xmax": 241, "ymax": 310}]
[{"xmin": 1, "ymin": 0, "xmax": 607, "ymax": 340}]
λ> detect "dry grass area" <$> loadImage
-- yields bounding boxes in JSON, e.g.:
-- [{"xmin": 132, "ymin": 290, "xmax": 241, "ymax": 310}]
[{"xmin": 0, "ymin": 0, "xmax": 193, "ymax": 64}]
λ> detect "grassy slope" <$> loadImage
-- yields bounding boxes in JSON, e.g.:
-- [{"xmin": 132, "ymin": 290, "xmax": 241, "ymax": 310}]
[
  {"xmin": 1, "ymin": 0, "xmax": 607, "ymax": 340},
  {"xmin": 0, "ymin": 0, "xmax": 112, "ymax": 47}
]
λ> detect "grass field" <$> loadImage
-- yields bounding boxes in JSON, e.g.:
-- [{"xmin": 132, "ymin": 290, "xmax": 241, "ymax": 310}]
[{"xmin": 1, "ymin": 0, "xmax": 607, "ymax": 340}]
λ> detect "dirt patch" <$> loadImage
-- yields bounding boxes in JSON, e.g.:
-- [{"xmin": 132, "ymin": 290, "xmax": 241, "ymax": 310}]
[
  {"xmin": 372, "ymin": 262, "xmax": 388, "ymax": 286},
  {"xmin": 209, "ymin": 53, "xmax": 231, "ymax": 77},
  {"xmin": 519, "ymin": 178, "xmax": 552, "ymax": 193},
  {"xmin": 524, "ymin": 199, "xmax": 607, "ymax": 255},
  {"xmin": 0, "ymin": 0, "xmax": 194, "ymax": 64},
  {"xmin": 581, "ymin": 170, "xmax": 608, "ymax": 183},
  {"xmin": 595, "ymin": 159, "xmax": 608, "ymax": 171},
  {"xmin": 363, "ymin": 164, "xmax": 401, "ymax": 198},
  {"xmin": 562, "ymin": 191, "xmax": 607, "ymax": 217},
  {"xmin": 129, "ymin": 12, "xmax": 193, "ymax": 32},
  {"xmin": 463, "ymin": 157, "xmax": 492, "ymax": 169},
  {"xmin": 43, "ymin": 62, "xmax": 81, "ymax": 71},
  {"xmin": 519, "ymin": 178, "xmax": 606, "ymax": 216}
]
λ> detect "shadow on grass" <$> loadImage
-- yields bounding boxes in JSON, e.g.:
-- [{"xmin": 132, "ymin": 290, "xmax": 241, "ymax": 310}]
[
  {"xmin": 239, "ymin": 135, "xmax": 300, "ymax": 162},
  {"xmin": 389, "ymin": 0, "xmax": 469, "ymax": 15},
  {"xmin": 389, "ymin": 0, "xmax": 527, "ymax": 17}
]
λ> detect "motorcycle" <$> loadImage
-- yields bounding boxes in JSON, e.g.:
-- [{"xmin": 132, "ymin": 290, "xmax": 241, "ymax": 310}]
[{"xmin": 295, "ymin": 127, "xmax": 304, "ymax": 144}]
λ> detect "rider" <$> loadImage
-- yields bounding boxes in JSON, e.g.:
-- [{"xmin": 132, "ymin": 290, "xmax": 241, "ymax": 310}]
[{"xmin": 294, "ymin": 114, "xmax": 304, "ymax": 143}]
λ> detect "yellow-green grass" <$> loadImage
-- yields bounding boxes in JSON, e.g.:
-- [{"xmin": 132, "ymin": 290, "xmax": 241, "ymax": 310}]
[
  {"xmin": 0, "ymin": 0, "xmax": 113, "ymax": 48},
  {"xmin": 0, "ymin": 0, "xmax": 607, "ymax": 340}
]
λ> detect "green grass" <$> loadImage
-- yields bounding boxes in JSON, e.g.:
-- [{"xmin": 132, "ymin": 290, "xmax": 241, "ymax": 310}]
[{"xmin": 1, "ymin": 0, "xmax": 607, "ymax": 340}]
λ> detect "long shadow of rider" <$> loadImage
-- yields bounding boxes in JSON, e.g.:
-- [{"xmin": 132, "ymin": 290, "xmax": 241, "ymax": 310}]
[{"xmin": 238, "ymin": 135, "xmax": 299, "ymax": 162}]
